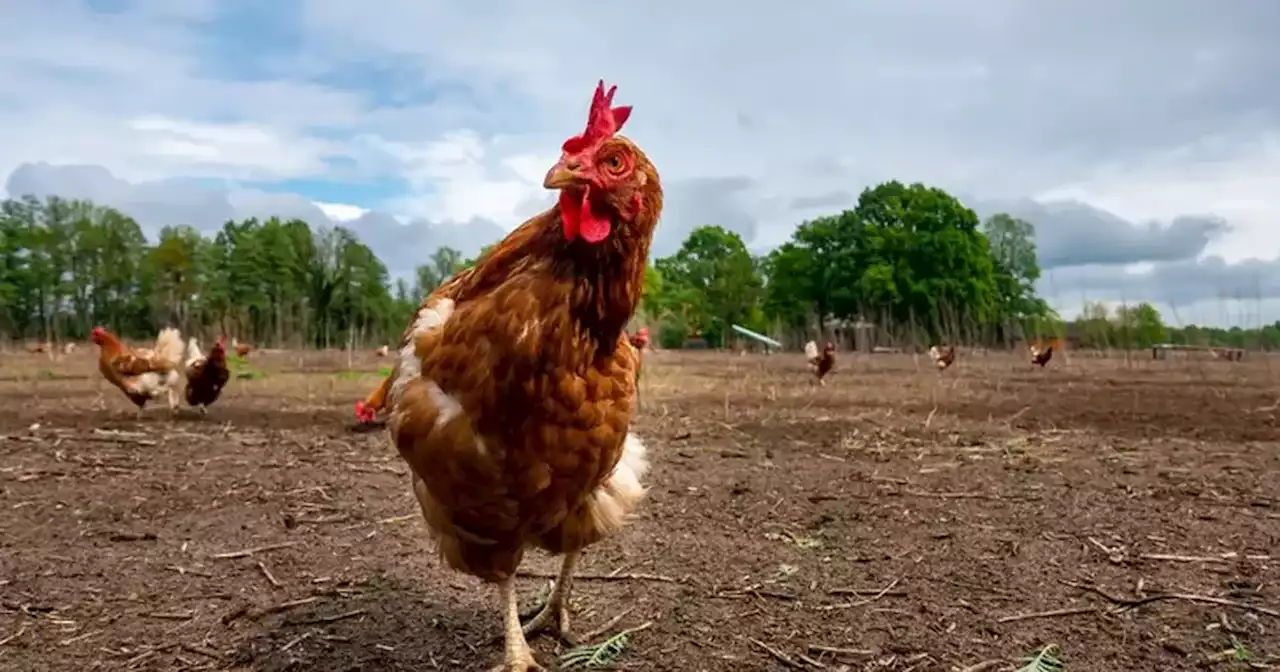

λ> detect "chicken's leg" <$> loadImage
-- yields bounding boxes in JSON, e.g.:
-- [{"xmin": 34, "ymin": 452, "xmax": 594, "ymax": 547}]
[
  {"xmin": 491, "ymin": 576, "xmax": 544, "ymax": 672},
  {"xmin": 522, "ymin": 550, "xmax": 578, "ymax": 644}
]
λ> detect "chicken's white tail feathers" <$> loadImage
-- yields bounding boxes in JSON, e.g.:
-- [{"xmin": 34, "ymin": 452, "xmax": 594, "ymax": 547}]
[
  {"xmin": 538, "ymin": 433, "xmax": 650, "ymax": 554},
  {"xmin": 185, "ymin": 337, "xmax": 204, "ymax": 368},
  {"xmin": 154, "ymin": 328, "xmax": 185, "ymax": 369},
  {"xmin": 803, "ymin": 340, "xmax": 818, "ymax": 361},
  {"xmin": 928, "ymin": 345, "xmax": 941, "ymax": 362},
  {"xmin": 584, "ymin": 433, "xmax": 649, "ymax": 538}
]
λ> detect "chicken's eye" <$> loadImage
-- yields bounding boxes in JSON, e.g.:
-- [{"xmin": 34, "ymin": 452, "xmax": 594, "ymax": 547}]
[{"xmin": 602, "ymin": 154, "xmax": 625, "ymax": 173}]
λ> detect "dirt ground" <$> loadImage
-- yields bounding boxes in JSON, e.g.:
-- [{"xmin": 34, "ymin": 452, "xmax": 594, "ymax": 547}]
[{"xmin": 1, "ymin": 347, "xmax": 1277, "ymax": 671}]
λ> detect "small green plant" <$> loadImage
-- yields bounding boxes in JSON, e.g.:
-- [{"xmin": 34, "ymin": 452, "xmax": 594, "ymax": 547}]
[
  {"xmin": 1230, "ymin": 635, "xmax": 1252, "ymax": 662},
  {"xmin": 377, "ymin": 366, "xmax": 392, "ymax": 377},
  {"xmin": 559, "ymin": 624, "xmax": 647, "ymax": 670},
  {"xmin": 226, "ymin": 355, "xmax": 266, "ymax": 379},
  {"xmin": 1015, "ymin": 644, "xmax": 1063, "ymax": 672}
]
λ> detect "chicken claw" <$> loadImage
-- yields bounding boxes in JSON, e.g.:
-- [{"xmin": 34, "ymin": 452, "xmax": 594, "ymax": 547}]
[
  {"xmin": 494, "ymin": 577, "xmax": 546, "ymax": 672},
  {"xmin": 521, "ymin": 551, "xmax": 579, "ymax": 645},
  {"xmin": 489, "ymin": 658, "xmax": 545, "ymax": 672}
]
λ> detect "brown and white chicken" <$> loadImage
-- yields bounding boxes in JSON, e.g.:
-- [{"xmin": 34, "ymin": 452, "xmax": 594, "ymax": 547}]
[
  {"xmin": 384, "ymin": 80, "xmax": 658, "ymax": 671},
  {"xmin": 929, "ymin": 344, "xmax": 956, "ymax": 370},
  {"xmin": 804, "ymin": 340, "xmax": 836, "ymax": 385}
]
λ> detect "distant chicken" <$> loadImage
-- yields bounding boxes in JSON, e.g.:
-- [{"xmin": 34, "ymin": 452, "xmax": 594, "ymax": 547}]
[
  {"xmin": 804, "ymin": 340, "xmax": 836, "ymax": 385},
  {"xmin": 1030, "ymin": 343, "xmax": 1053, "ymax": 367},
  {"xmin": 375, "ymin": 345, "xmax": 389, "ymax": 357},
  {"xmin": 929, "ymin": 344, "xmax": 956, "ymax": 370},
  {"xmin": 629, "ymin": 327, "xmax": 650, "ymax": 386},
  {"xmin": 354, "ymin": 374, "xmax": 392, "ymax": 425},
  {"xmin": 628, "ymin": 327, "xmax": 649, "ymax": 351},
  {"xmin": 184, "ymin": 337, "xmax": 230, "ymax": 415},
  {"xmin": 63, "ymin": 342, "xmax": 77, "ymax": 355},
  {"xmin": 91, "ymin": 327, "xmax": 185, "ymax": 417},
  {"xmin": 231, "ymin": 338, "xmax": 253, "ymax": 357},
  {"xmin": 25, "ymin": 341, "xmax": 50, "ymax": 354}
]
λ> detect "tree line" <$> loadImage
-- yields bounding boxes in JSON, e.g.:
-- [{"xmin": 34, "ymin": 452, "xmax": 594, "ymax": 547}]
[{"xmin": 2, "ymin": 184, "xmax": 1277, "ymax": 351}]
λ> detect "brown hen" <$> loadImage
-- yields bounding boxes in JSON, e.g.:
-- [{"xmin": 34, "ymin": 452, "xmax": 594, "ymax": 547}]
[{"xmin": 385, "ymin": 80, "xmax": 660, "ymax": 672}]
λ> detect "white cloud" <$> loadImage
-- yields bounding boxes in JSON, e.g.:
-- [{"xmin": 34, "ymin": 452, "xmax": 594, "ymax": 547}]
[
  {"xmin": 2, "ymin": 0, "xmax": 1280, "ymax": 325},
  {"xmin": 313, "ymin": 201, "xmax": 370, "ymax": 222},
  {"xmin": 1037, "ymin": 131, "xmax": 1280, "ymax": 263},
  {"xmin": 364, "ymin": 131, "xmax": 553, "ymax": 226}
]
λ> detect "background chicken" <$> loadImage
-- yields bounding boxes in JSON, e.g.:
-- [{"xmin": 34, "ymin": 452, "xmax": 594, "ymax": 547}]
[
  {"xmin": 184, "ymin": 336, "xmax": 230, "ymax": 415},
  {"xmin": 354, "ymin": 374, "xmax": 391, "ymax": 424},
  {"xmin": 1031, "ymin": 343, "xmax": 1054, "ymax": 367},
  {"xmin": 91, "ymin": 326, "xmax": 185, "ymax": 417},
  {"xmin": 374, "ymin": 345, "xmax": 389, "ymax": 357},
  {"xmin": 385, "ymin": 80, "xmax": 658, "ymax": 672},
  {"xmin": 929, "ymin": 344, "xmax": 956, "ymax": 370},
  {"xmin": 231, "ymin": 338, "xmax": 253, "ymax": 357},
  {"xmin": 804, "ymin": 339, "xmax": 836, "ymax": 385},
  {"xmin": 628, "ymin": 327, "xmax": 649, "ymax": 351}
]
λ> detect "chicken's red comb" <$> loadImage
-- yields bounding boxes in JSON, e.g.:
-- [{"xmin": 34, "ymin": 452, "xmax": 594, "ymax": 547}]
[{"xmin": 562, "ymin": 79, "xmax": 632, "ymax": 154}]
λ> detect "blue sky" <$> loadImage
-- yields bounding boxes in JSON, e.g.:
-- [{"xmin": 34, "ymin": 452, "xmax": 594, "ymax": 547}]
[{"xmin": 2, "ymin": 0, "xmax": 1280, "ymax": 326}]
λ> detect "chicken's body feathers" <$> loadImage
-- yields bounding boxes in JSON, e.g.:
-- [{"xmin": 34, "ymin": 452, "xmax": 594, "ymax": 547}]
[
  {"xmin": 390, "ymin": 254, "xmax": 648, "ymax": 581},
  {"xmin": 93, "ymin": 327, "xmax": 184, "ymax": 410},
  {"xmin": 184, "ymin": 337, "xmax": 229, "ymax": 410}
]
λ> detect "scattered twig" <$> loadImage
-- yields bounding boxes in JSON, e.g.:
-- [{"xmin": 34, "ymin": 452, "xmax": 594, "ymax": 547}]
[
  {"xmin": 816, "ymin": 578, "xmax": 901, "ymax": 611},
  {"xmin": 900, "ymin": 489, "xmax": 1001, "ymax": 500},
  {"xmin": 181, "ymin": 643, "xmax": 223, "ymax": 660},
  {"xmin": 1140, "ymin": 552, "xmax": 1271, "ymax": 563},
  {"xmin": 579, "ymin": 608, "xmax": 636, "ymax": 643},
  {"xmin": 252, "ymin": 597, "xmax": 320, "ymax": 618},
  {"xmin": 294, "ymin": 608, "xmax": 367, "ymax": 625},
  {"xmin": 212, "ymin": 540, "xmax": 301, "ymax": 559},
  {"xmin": 828, "ymin": 587, "xmax": 907, "ymax": 597},
  {"xmin": 279, "ymin": 632, "xmax": 311, "ymax": 652},
  {"xmin": 1065, "ymin": 581, "xmax": 1280, "ymax": 618},
  {"xmin": 58, "ymin": 630, "xmax": 101, "ymax": 646},
  {"xmin": 167, "ymin": 565, "xmax": 214, "ymax": 578},
  {"xmin": 110, "ymin": 532, "xmax": 157, "ymax": 542},
  {"xmin": 257, "ymin": 561, "xmax": 283, "ymax": 588},
  {"xmin": 997, "ymin": 606, "xmax": 1098, "ymax": 623},
  {"xmin": 0, "ymin": 625, "xmax": 27, "ymax": 646},
  {"xmin": 749, "ymin": 637, "xmax": 805, "ymax": 669},
  {"xmin": 808, "ymin": 644, "xmax": 874, "ymax": 657},
  {"xmin": 377, "ymin": 514, "xmax": 417, "ymax": 525},
  {"xmin": 958, "ymin": 660, "xmax": 1004, "ymax": 672},
  {"xmin": 144, "ymin": 611, "xmax": 195, "ymax": 620},
  {"xmin": 516, "ymin": 570, "xmax": 678, "ymax": 583}
]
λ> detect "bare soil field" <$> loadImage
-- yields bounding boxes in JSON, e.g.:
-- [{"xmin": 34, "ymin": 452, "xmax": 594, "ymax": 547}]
[{"xmin": 1, "ymin": 348, "xmax": 1278, "ymax": 671}]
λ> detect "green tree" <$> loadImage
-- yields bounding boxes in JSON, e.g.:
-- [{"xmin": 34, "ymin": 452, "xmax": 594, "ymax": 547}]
[
  {"xmin": 982, "ymin": 213, "xmax": 1050, "ymax": 340},
  {"xmin": 655, "ymin": 225, "xmax": 763, "ymax": 347},
  {"xmin": 1113, "ymin": 302, "xmax": 1167, "ymax": 348},
  {"xmin": 414, "ymin": 246, "xmax": 466, "ymax": 296}
]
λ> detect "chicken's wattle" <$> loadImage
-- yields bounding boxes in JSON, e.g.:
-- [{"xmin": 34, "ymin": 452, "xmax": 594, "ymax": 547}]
[{"xmin": 559, "ymin": 187, "xmax": 611, "ymax": 243}]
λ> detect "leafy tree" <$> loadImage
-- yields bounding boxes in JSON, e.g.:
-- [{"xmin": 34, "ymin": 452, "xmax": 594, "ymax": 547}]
[
  {"xmin": 414, "ymin": 246, "xmax": 466, "ymax": 296},
  {"xmin": 1113, "ymin": 302, "xmax": 1167, "ymax": 348},
  {"xmin": 982, "ymin": 213, "xmax": 1050, "ymax": 340},
  {"xmin": 654, "ymin": 225, "xmax": 763, "ymax": 347}
]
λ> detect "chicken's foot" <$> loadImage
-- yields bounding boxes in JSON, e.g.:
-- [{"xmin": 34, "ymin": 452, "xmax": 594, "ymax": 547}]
[
  {"xmin": 522, "ymin": 550, "xmax": 578, "ymax": 645},
  {"xmin": 492, "ymin": 576, "xmax": 544, "ymax": 672}
]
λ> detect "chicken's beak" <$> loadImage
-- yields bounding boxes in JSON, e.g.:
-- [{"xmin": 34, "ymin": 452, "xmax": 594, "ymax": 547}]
[{"xmin": 543, "ymin": 159, "xmax": 585, "ymax": 190}]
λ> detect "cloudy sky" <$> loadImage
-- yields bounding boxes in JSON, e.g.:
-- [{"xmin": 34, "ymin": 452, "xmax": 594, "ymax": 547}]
[{"xmin": 3, "ymin": 0, "xmax": 1279, "ymax": 326}]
